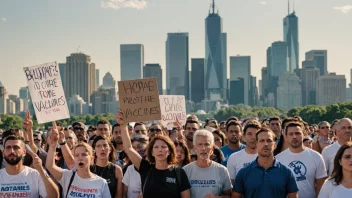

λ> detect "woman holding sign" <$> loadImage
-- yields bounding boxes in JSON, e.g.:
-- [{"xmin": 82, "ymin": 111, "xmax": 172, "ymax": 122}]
[
  {"xmin": 116, "ymin": 110, "xmax": 191, "ymax": 198},
  {"xmin": 46, "ymin": 122, "xmax": 111, "ymax": 198}
]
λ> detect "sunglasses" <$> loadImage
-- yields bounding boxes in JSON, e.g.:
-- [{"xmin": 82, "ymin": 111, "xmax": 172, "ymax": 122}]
[
  {"xmin": 135, "ymin": 130, "xmax": 146, "ymax": 134},
  {"xmin": 149, "ymin": 129, "xmax": 161, "ymax": 133},
  {"xmin": 174, "ymin": 141, "xmax": 185, "ymax": 147},
  {"xmin": 74, "ymin": 127, "xmax": 84, "ymax": 131}
]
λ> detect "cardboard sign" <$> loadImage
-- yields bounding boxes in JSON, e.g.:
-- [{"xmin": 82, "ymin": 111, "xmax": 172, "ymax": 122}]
[
  {"xmin": 118, "ymin": 78, "xmax": 161, "ymax": 122},
  {"xmin": 23, "ymin": 62, "xmax": 70, "ymax": 124},
  {"xmin": 159, "ymin": 95, "xmax": 187, "ymax": 129}
]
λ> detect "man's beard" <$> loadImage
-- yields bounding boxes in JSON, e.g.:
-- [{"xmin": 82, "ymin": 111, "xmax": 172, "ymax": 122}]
[
  {"xmin": 4, "ymin": 155, "xmax": 22, "ymax": 165},
  {"xmin": 186, "ymin": 133, "xmax": 193, "ymax": 141},
  {"xmin": 114, "ymin": 139, "xmax": 123, "ymax": 145}
]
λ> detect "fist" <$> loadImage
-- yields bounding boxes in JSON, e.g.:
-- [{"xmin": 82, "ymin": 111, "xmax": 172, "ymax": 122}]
[{"xmin": 116, "ymin": 110, "xmax": 125, "ymax": 126}]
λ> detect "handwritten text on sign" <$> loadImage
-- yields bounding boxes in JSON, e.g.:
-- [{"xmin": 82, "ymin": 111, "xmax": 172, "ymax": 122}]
[
  {"xmin": 160, "ymin": 95, "xmax": 186, "ymax": 128},
  {"xmin": 23, "ymin": 62, "xmax": 70, "ymax": 124},
  {"xmin": 118, "ymin": 78, "xmax": 161, "ymax": 122}
]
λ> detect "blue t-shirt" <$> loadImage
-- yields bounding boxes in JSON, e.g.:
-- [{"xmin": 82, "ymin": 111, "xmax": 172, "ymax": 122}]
[
  {"xmin": 233, "ymin": 157, "xmax": 298, "ymax": 198},
  {"xmin": 220, "ymin": 144, "xmax": 246, "ymax": 166}
]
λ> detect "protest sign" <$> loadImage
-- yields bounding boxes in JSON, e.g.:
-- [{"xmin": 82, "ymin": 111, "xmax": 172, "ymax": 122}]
[
  {"xmin": 118, "ymin": 78, "xmax": 161, "ymax": 122},
  {"xmin": 23, "ymin": 62, "xmax": 70, "ymax": 124},
  {"xmin": 159, "ymin": 95, "xmax": 187, "ymax": 129}
]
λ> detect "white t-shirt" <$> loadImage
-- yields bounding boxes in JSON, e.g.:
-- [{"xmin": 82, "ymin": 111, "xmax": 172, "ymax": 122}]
[
  {"xmin": 59, "ymin": 169, "xmax": 111, "ymax": 198},
  {"xmin": 0, "ymin": 166, "xmax": 47, "ymax": 198},
  {"xmin": 318, "ymin": 179, "xmax": 352, "ymax": 198},
  {"xmin": 183, "ymin": 161, "xmax": 232, "ymax": 198},
  {"xmin": 322, "ymin": 142, "xmax": 341, "ymax": 176},
  {"xmin": 122, "ymin": 165, "xmax": 141, "ymax": 198},
  {"xmin": 276, "ymin": 148, "xmax": 327, "ymax": 198},
  {"xmin": 226, "ymin": 149, "xmax": 257, "ymax": 180}
]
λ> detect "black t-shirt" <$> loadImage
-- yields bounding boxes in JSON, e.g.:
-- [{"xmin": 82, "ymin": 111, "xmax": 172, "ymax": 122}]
[
  {"xmin": 137, "ymin": 159, "xmax": 191, "ymax": 198},
  {"xmin": 91, "ymin": 162, "xmax": 117, "ymax": 198}
]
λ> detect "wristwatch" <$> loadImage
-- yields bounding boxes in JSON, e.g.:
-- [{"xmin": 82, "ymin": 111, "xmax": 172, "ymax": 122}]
[{"xmin": 59, "ymin": 140, "xmax": 66, "ymax": 145}]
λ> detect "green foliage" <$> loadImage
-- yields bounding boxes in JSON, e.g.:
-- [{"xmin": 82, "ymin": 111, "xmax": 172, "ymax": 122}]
[{"xmin": 0, "ymin": 114, "xmax": 23, "ymax": 129}]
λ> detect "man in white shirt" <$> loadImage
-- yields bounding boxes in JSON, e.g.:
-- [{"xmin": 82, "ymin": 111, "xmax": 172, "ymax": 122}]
[
  {"xmin": 227, "ymin": 121, "xmax": 261, "ymax": 184},
  {"xmin": 0, "ymin": 135, "xmax": 59, "ymax": 198},
  {"xmin": 322, "ymin": 118, "xmax": 352, "ymax": 176},
  {"xmin": 276, "ymin": 122, "xmax": 327, "ymax": 198}
]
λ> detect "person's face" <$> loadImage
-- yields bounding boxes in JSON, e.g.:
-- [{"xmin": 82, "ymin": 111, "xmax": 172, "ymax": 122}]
[
  {"xmin": 256, "ymin": 132, "xmax": 276, "ymax": 157},
  {"xmin": 169, "ymin": 130, "xmax": 178, "ymax": 142},
  {"xmin": 286, "ymin": 126, "xmax": 304, "ymax": 149},
  {"xmin": 74, "ymin": 146, "xmax": 92, "ymax": 169},
  {"xmin": 194, "ymin": 135, "xmax": 213, "ymax": 161},
  {"xmin": 244, "ymin": 127, "xmax": 259, "ymax": 150},
  {"xmin": 33, "ymin": 135, "xmax": 42, "ymax": 148},
  {"xmin": 134, "ymin": 125, "xmax": 147, "ymax": 135},
  {"xmin": 73, "ymin": 127, "xmax": 85, "ymax": 137},
  {"xmin": 269, "ymin": 120, "xmax": 281, "ymax": 136},
  {"xmin": 148, "ymin": 125, "xmax": 162, "ymax": 138},
  {"xmin": 97, "ymin": 124, "xmax": 110, "ymax": 137},
  {"xmin": 303, "ymin": 140, "xmax": 312, "ymax": 149},
  {"xmin": 4, "ymin": 140, "xmax": 25, "ymax": 166},
  {"xmin": 176, "ymin": 145, "xmax": 185, "ymax": 164},
  {"xmin": 132, "ymin": 141, "xmax": 147, "ymax": 157},
  {"xmin": 88, "ymin": 130, "xmax": 96, "ymax": 138},
  {"xmin": 220, "ymin": 123, "xmax": 226, "ymax": 132},
  {"xmin": 213, "ymin": 133, "xmax": 223, "ymax": 148},
  {"xmin": 226, "ymin": 125, "xmax": 242, "ymax": 144},
  {"xmin": 208, "ymin": 121, "xmax": 217, "ymax": 129},
  {"xmin": 94, "ymin": 140, "xmax": 111, "ymax": 160},
  {"xmin": 112, "ymin": 126, "xmax": 122, "ymax": 144},
  {"xmin": 318, "ymin": 123, "xmax": 330, "ymax": 137},
  {"xmin": 152, "ymin": 140, "xmax": 170, "ymax": 162},
  {"xmin": 340, "ymin": 148, "xmax": 352, "ymax": 172},
  {"xmin": 184, "ymin": 123, "xmax": 199, "ymax": 142},
  {"xmin": 337, "ymin": 120, "xmax": 352, "ymax": 142},
  {"xmin": 64, "ymin": 131, "xmax": 77, "ymax": 149}
]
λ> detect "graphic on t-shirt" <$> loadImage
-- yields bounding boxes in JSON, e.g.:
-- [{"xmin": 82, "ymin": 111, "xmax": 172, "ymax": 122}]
[
  {"xmin": 288, "ymin": 161, "xmax": 307, "ymax": 181},
  {"xmin": 190, "ymin": 180, "xmax": 217, "ymax": 188},
  {"xmin": 68, "ymin": 185, "xmax": 98, "ymax": 198},
  {"xmin": 0, "ymin": 182, "xmax": 31, "ymax": 197}
]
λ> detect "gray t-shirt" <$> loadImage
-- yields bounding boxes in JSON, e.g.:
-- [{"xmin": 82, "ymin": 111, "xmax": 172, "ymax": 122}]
[{"xmin": 183, "ymin": 161, "xmax": 232, "ymax": 198}]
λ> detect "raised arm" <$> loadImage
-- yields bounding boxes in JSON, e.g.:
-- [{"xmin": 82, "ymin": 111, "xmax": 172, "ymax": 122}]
[
  {"xmin": 58, "ymin": 129, "xmax": 75, "ymax": 169},
  {"xmin": 23, "ymin": 110, "xmax": 38, "ymax": 154},
  {"xmin": 116, "ymin": 111, "xmax": 142, "ymax": 170},
  {"xmin": 45, "ymin": 122, "xmax": 63, "ymax": 181}
]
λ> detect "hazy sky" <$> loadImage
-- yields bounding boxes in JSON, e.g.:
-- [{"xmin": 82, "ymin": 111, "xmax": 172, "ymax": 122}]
[{"xmin": 1, "ymin": 0, "xmax": 352, "ymax": 96}]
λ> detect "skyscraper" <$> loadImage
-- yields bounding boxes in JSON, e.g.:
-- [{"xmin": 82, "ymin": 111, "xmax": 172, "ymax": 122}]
[
  {"xmin": 283, "ymin": 1, "xmax": 299, "ymax": 72},
  {"xmin": 230, "ymin": 56, "xmax": 251, "ymax": 105},
  {"xmin": 305, "ymin": 50, "xmax": 328, "ymax": 75},
  {"xmin": 261, "ymin": 67, "xmax": 268, "ymax": 97},
  {"xmin": 296, "ymin": 67, "xmax": 320, "ymax": 105},
  {"xmin": 64, "ymin": 53, "xmax": 96, "ymax": 104},
  {"xmin": 0, "ymin": 81, "xmax": 8, "ymax": 114},
  {"xmin": 205, "ymin": 0, "xmax": 227, "ymax": 100},
  {"xmin": 166, "ymin": 33, "xmax": 189, "ymax": 98},
  {"xmin": 229, "ymin": 78, "xmax": 244, "ymax": 105},
  {"xmin": 277, "ymin": 72, "xmax": 302, "ymax": 110},
  {"xmin": 143, "ymin": 64, "xmax": 163, "ymax": 94},
  {"xmin": 102, "ymin": 72, "xmax": 116, "ymax": 88},
  {"xmin": 191, "ymin": 58, "xmax": 205, "ymax": 103},
  {"xmin": 96, "ymin": 69, "xmax": 100, "ymax": 88},
  {"xmin": 59, "ymin": 63, "xmax": 66, "ymax": 88},
  {"xmin": 90, "ymin": 87, "xmax": 118, "ymax": 115},
  {"xmin": 120, "ymin": 44, "xmax": 144, "ymax": 81},
  {"xmin": 317, "ymin": 73, "xmax": 346, "ymax": 105}
]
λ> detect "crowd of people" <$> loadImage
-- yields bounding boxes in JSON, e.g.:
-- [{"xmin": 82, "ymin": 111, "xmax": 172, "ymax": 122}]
[{"xmin": 0, "ymin": 110, "xmax": 351, "ymax": 198}]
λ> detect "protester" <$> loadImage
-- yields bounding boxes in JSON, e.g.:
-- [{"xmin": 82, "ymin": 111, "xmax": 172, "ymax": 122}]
[
  {"xmin": 134, "ymin": 122, "xmax": 148, "ymax": 136},
  {"xmin": 303, "ymin": 136, "xmax": 313, "ymax": 149},
  {"xmin": 268, "ymin": 116, "xmax": 281, "ymax": 138},
  {"xmin": 0, "ymin": 135, "xmax": 59, "ymax": 197},
  {"xmin": 175, "ymin": 140, "xmax": 191, "ymax": 167},
  {"xmin": 227, "ymin": 121, "xmax": 261, "ymax": 184},
  {"xmin": 87, "ymin": 126, "xmax": 97, "ymax": 138},
  {"xmin": 46, "ymin": 123, "xmax": 111, "ymax": 198},
  {"xmin": 232, "ymin": 127, "xmax": 298, "ymax": 198},
  {"xmin": 183, "ymin": 119, "xmax": 201, "ymax": 155},
  {"xmin": 183, "ymin": 129, "xmax": 232, "ymax": 198},
  {"xmin": 112, "ymin": 123, "xmax": 125, "ymax": 167},
  {"xmin": 322, "ymin": 118, "xmax": 352, "ymax": 176},
  {"xmin": 213, "ymin": 130, "xmax": 226, "ymax": 148},
  {"xmin": 147, "ymin": 123, "xmax": 163, "ymax": 139},
  {"xmin": 91, "ymin": 135, "xmax": 123, "ymax": 198},
  {"xmin": 274, "ymin": 117, "xmax": 299, "ymax": 155},
  {"xmin": 72, "ymin": 122, "xmax": 87, "ymax": 143},
  {"xmin": 220, "ymin": 121, "xmax": 245, "ymax": 166},
  {"xmin": 276, "ymin": 122, "xmax": 327, "ymax": 198},
  {"xmin": 313, "ymin": 121, "xmax": 332, "ymax": 153},
  {"xmin": 116, "ymin": 110, "xmax": 191, "ymax": 198},
  {"xmin": 319, "ymin": 142, "xmax": 352, "ymax": 197}
]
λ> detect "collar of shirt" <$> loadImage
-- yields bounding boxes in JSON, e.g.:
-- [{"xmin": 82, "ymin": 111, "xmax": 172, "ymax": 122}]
[{"xmin": 251, "ymin": 157, "xmax": 280, "ymax": 169}]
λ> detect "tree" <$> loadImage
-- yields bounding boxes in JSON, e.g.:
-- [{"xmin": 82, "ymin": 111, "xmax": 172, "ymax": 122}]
[{"xmin": 0, "ymin": 115, "xmax": 23, "ymax": 129}]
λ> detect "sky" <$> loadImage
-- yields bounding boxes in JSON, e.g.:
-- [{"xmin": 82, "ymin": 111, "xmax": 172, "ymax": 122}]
[{"xmin": 1, "ymin": 0, "xmax": 352, "ymax": 96}]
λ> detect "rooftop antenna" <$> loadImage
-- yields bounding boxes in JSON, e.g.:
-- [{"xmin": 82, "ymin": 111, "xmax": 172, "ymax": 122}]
[{"xmin": 211, "ymin": 0, "xmax": 215, "ymax": 14}]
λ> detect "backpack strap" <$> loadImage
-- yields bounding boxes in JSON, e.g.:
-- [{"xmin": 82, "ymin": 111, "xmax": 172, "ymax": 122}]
[
  {"xmin": 142, "ymin": 167, "xmax": 153, "ymax": 193},
  {"xmin": 66, "ymin": 171, "xmax": 76, "ymax": 198}
]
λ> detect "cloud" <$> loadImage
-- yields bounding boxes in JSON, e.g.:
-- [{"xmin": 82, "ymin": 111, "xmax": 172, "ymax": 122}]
[
  {"xmin": 1, "ymin": 17, "xmax": 6, "ymax": 22},
  {"xmin": 260, "ymin": 1, "xmax": 267, "ymax": 5},
  {"xmin": 100, "ymin": 0, "xmax": 148, "ymax": 10},
  {"xmin": 334, "ymin": 5, "xmax": 352, "ymax": 14}
]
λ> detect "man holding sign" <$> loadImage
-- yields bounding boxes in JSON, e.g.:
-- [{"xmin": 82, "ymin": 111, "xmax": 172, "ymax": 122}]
[{"xmin": 0, "ymin": 135, "xmax": 59, "ymax": 198}]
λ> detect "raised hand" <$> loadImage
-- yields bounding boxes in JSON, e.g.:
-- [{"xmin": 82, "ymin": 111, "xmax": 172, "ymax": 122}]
[
  {"xmin": 22, "ymin": 110, "xmax": 33, "ymax": 132},
  {"xmin": 48, "ymin": 121, "xmax": 59, "ymax": 146},
  {"xmin": 116, "ymin": 110, "xmax": 126, "ymax": 126},
  {"xmin": 26, "ymin": 145, "xmax": 43, "ymax": 171},
  {"xmin": 173, "ymin": 117, "xmax": 182, "ymax": 130}
]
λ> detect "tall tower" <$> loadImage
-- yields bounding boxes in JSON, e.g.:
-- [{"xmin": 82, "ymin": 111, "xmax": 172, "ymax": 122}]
[
  {"xmin": 205, "ymin": 0, "xmax": 226, "ymax": 101},
  {"xmin": 283, "ymin": 0, "xmax": 299, "ymax": 72},
  {"xmin": 120, "ymin": 44, "xmax": 144, "ymax": 81}
]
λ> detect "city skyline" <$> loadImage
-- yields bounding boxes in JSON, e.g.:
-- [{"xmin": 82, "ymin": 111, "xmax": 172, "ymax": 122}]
[{"xmin": 1, "ymin": 0, "xmax": 352, "ymax": 96}]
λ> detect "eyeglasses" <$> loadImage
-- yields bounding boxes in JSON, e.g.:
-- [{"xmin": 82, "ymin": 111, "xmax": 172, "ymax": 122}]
[
  {"xmin": 135, "ymin": 130, "xmax": 146, "ymax": 134},
  {"xmin": 174, "ymin": 141, "xmax": 185, "ymax": 147},
  {"xmin": 149, "ymin": 129, "xmax": 161, "ymax": 133}
]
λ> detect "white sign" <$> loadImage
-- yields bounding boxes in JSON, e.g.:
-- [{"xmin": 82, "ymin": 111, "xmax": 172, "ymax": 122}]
[
  {"xmin": 23, "ymin": 62, "xmax": 70, "ymax": 124},
  {"xmin": 159, "ymin": 95, "xmax": 187, "ymax": 129}
]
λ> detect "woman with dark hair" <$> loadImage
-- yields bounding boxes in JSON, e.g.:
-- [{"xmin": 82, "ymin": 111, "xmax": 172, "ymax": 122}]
[
  {"xmin": 212, "ymin": 130, "xmax": 226, "ymax": 148},
  {"xmin": 210, "ymin": 145, "xmax": 225, "ymax": 164},
  {"xmin": 116, "ymin": 111, "xmax": 191, "ymax": 198},
  {"xmin": 174, "ymin": 141, "xmax": 191, "ymax": 167},
  {"xmin": 319, "ymin": 142, "xmax": 352, "ymax": 197},
  {"xmin": 91, "ymin": 135, "xmax": 123, "ymax": 198}
]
